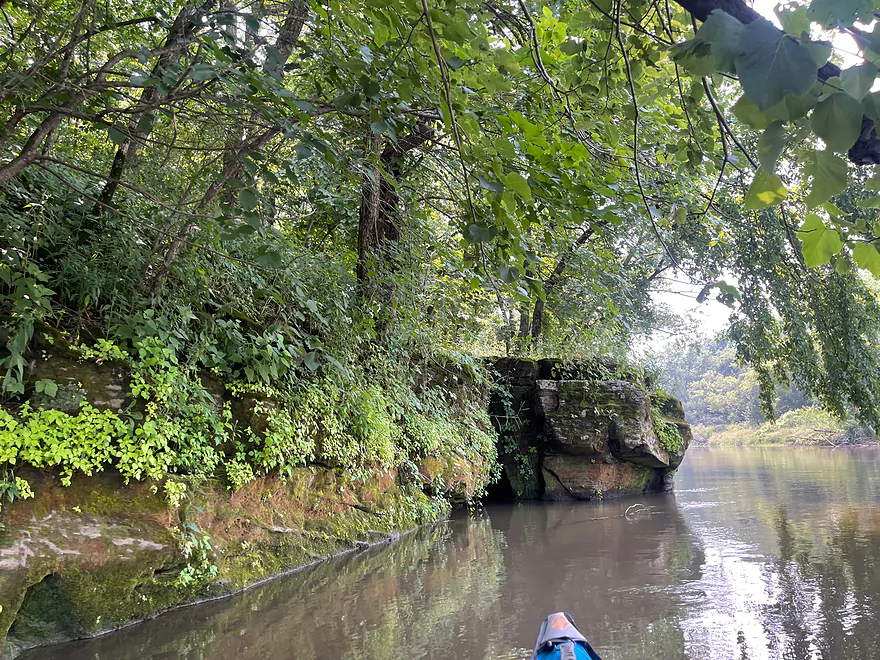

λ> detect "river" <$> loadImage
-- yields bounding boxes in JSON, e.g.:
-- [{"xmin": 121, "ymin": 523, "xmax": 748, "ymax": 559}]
[{"xmin": 24, "ymin": 447, "xmax": 880, "ymax": 660}]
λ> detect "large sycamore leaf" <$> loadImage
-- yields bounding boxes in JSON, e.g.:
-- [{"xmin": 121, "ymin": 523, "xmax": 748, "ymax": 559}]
[
  {"xmin": 757, "ymin": 121, "xmax": 788, "ymax": 171},
  {"xmin": 803, "ymin": 149, "xmax": 846, "ymax": 209},
  {"xmin": 799, "ymin": 213, "xmax": 843, "ymax": 267},
  {"xmin": 841, "ymin": 63, "xmax": 878, "ymax": 101},
  {"xmin": 811, "ymin": 92, "xmax": 863, "ymax": 152},
  {"xmin": 853, "ymin": 243, "xmax": 880, "ymax": 277},
  {"xmin": 744, "ymin": 168, "xmax": 788, "ymax": 210},
  {"xmin": 504, "ymin": 171, "xmax": 532, "ymax": 202},
  {"xmin": 732, "ymin": 94, "xmax": 770, "ymax": 130},
  {"xmin": 808, "ymin": 0, "xmax": 875, "ymax": 26},
  {"xmin": 735, "ymin": 19, "xmax": 818, "ymax": 110},
  {"xmin": 863, "ymin": 92, "xmax": 880, "ymax": 122},
  {"xmin": 695, "ymin": 10, "xmax": 743, "ymax": 73},
  {"xmin": 775, "ymin": 4, "xmax": 810, "ymax": 36},
  {"xmin": 671, "ymin": 40, "xmax": 716, "ymax": 77}
]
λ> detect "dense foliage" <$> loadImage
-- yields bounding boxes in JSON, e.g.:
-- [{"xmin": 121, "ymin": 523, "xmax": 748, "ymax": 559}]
[{"xmin": 5, "ymin": 0, "xmax": 880, "ymax": 498}]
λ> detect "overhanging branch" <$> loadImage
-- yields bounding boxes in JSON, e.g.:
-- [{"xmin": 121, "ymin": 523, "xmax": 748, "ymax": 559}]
[{"xmin": 672, "ymin": 0, "xmax": 880, "ymax": 165}]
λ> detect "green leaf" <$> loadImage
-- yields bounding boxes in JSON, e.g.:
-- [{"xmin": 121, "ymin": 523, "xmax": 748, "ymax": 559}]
[
  {"xmin": 811, "ymin": 92, "xmax": 864, "ymax": 152},
  {"xmin": 370, "ymin": 121, "xmax": 397, "ymax": 140},
  {"xmin": 808, "ymin": 0, "xmax": 874, "ymax": 26},
  {"xmin": 801, "ymin": 40, "xmax": 832, "ymax": 68},
  {"xmin": 465, "ymin": 223, "xmax": 498, "ymax": 242},
  {"xmin": 108, "ymin": 127, "xmax": 127, "ymax": 145},
  {"xmin": 494, "ymin": 47, "xmax": 520, "ymax": 73},
  {"xmin": 256, "ymin": 248, "xmax": 283, "ymax": 269},
  {"xmin": 35, "ymin": 378, "xmax": 58, "ymax": 397},
  {"xmin": 803, "ymin": 149, "xmax": 847, "ymax": 209},
  {"xmin": 775, "ymin": 4, "xmax": 810, "ymax": 37},
  {"xmin": 292, "ymin": 99, "xmax": 316, "ymax": 112},
  {"xmin": 332, "ymin": 91, "xmax": 362, "ymax": 109},
  {"xmin": 504, "ymin": 171, "xmax": 531, "ymax": 201},
  {"xmin": 559, "ymin": 40, "xmax": 583, "ymax": 56},
  {"xmin": 303, "ymin": 351, "xmax": 319, "ymax": 371},
  {"xmin": 137, "ymin": 115, "xmax": 154, "ymax": 134},
  {"xmin": 190, "ymin": 64, "xmax": 214, "ymax": 82},
  {"xmin": 732, "ymin": 94, "xmax": 770, "ymax": 130},
  {"xmin": 757, "ymin": 121, "xmax": 788, "ymax": 171},
  {"xmin": 244, "ymin": 14, "xmax": 260, "ymax": 33},
  {"xmin": 799, "ymin": 213, "xmax": 843, "ymax": 267},
  {"xmin": 239, "ymin": 188, "xmax": 259, "ymax": 211},
  {"xmin": 744, "ymin": 168, "xmax": 788, "ymax": 210},
  {"xmin": 841, "ymin": 63, "xmax": 878, "ymax": 101},
  {"xmin": 695, "ymin": 10, "xmax": 744, "ymax": 73},
  {"xmin": 715, "ymin": 281, "xmax": 741, "ymax": 301},
  {"xmin": 447, "ymin": 56, "xmax": 466, "ymax": 69},
  {"xmin": 857, "ymin": 196, "xmax": 880, "ymax": 208},
  {"xmin": 822, "ymin": 201, "xmax": 848, "ymax": 217},
  {"xmin": 362, "ymin": 79, "xmax": 380, "ymax": 98},
  {"xmin": 863, "ymin": 92, "xmax": 880, "ymax": 122},
  {"xmin": 866, "ymin": 169, "xmax": 880, "ymax": 192},
  {"xmin": 853, "ymin": 243, "xmax": 880, "ymax": 277},
  {"xmin": 734, "ymin": 19, "xmax": 819, "ymax": 110},
  {"xmin": 670, "ymin": 40, "xmax": 716, "ymax": 77},
  {"xmin": 478, "ymin": 175, "xmax": 504, "ymax": 193},
  {"xmin": 500, "ymin": 265, "xmax": 520, "ymax": 283},
  {"xmin": 373, "ymin": 19, "xmax": 390, "ymax": 47}
]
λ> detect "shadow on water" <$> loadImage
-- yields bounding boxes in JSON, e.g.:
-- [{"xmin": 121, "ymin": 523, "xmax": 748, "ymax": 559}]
[{"xmin": 25, "ymin": 448, "xmax": 880, "ymax": 660}]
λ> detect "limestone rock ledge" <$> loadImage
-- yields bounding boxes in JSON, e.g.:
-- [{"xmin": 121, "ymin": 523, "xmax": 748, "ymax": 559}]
[{"xmin": 491, "ymin": 358, "xmax": 691, "ymax": 500}]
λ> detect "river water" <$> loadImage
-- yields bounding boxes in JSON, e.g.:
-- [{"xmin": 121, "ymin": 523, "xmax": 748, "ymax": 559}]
[{"xmin": 26, "ymin": 447, "xmax": 880, "ymax": 660}]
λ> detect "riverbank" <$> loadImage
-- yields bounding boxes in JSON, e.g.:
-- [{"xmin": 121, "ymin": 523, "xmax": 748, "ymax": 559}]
[
  {"xmin": 0, "ymin": 349, "xmax": 693, "ymax": 658},
  {"xmin": 29, "ymin": 446, "xmax": 880, "ymax": 660},
  {"xmin": 692, "ymin": 406, "xmax": 876, "ymax": 446},
  {"xmin": 0, "ymin": 463, "xmax": 471, "ymax": 659}
]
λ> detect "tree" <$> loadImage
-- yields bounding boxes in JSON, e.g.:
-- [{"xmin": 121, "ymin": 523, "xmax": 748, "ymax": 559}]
[{"xmin": 4, "ymin": 0, "xmax": 880, "ymax": 430}]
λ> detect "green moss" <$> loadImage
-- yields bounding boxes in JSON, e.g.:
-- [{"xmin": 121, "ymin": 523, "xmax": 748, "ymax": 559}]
[{"xmin": 9, "ymin": 554, "xmax": 199, "ymax": 645}]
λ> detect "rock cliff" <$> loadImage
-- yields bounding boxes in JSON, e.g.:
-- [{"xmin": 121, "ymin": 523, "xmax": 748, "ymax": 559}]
[
  {"xmin": 0, "ymin": 345, "xmax": 489, "ymax": 659},
  {"xmin": 491, "ymin": 358, "xmax": 691, "ymax": 500}
]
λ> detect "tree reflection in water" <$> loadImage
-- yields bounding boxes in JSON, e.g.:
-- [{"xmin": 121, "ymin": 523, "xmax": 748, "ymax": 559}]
[{"xmin": 762, "ymin": 505, "xmax": 880, "ymax": 660}]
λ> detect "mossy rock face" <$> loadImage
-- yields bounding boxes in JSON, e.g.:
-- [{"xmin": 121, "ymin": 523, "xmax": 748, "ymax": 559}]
[
  {"xmin": 0, "ymin": 472, "xmax": 180, "ymax": 657},
  {"xmin": 490, "ymin": 359, "xmax": 692, "ymax": 502},
  {"xmin": 649, "ymin": 394, "xmax": 692, "ymax": 470},
  {"xmin": 0, "ymin": 465, "xmax": 445, "ymax": 659},
  {"xmin": 491, "ymin": 357, "xmax": 540, "ymax": 387},
  {"xmin": 25, "ymin": 352, "xmax": 130, "ymax": 413},
  {"xmin": 541, "ymin": 456, "xmax": 661, "ymax": 500},
  {"xmin": 490, "ymin": 382, "xmax": 543, "ymax": 498},
  {"xmin": 537, "ymin": 379, "xmax": 671, "ymax": 468}
]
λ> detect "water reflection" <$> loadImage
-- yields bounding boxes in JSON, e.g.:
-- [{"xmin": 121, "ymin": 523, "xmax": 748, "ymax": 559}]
[{"xmin": 25, "ymin": 447, "xmax": 880, "ymax": 660}]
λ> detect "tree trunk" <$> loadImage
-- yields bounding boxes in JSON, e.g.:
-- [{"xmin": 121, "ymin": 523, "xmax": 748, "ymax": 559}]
[
  {"xmin": 517, "ymin": 305, "xmax": 530, "ymax": 340},
  {"xmin": 356, "ymin": 123, "xmax": 433, "ymax": 302},
  {"xmin": 524, "ymin": 225, "xmax": 597, "ymax": 342}
]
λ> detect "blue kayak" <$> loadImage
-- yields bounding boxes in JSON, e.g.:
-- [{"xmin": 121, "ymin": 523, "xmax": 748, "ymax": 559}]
[{"xmin": 530, "ymin": 612, "xmax": 603, "ymax": 660}]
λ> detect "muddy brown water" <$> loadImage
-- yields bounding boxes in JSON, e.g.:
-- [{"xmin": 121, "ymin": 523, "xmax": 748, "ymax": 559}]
[{"xmin": 24, "ymin": 447, "xmax": 880, "ymax": 659}]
